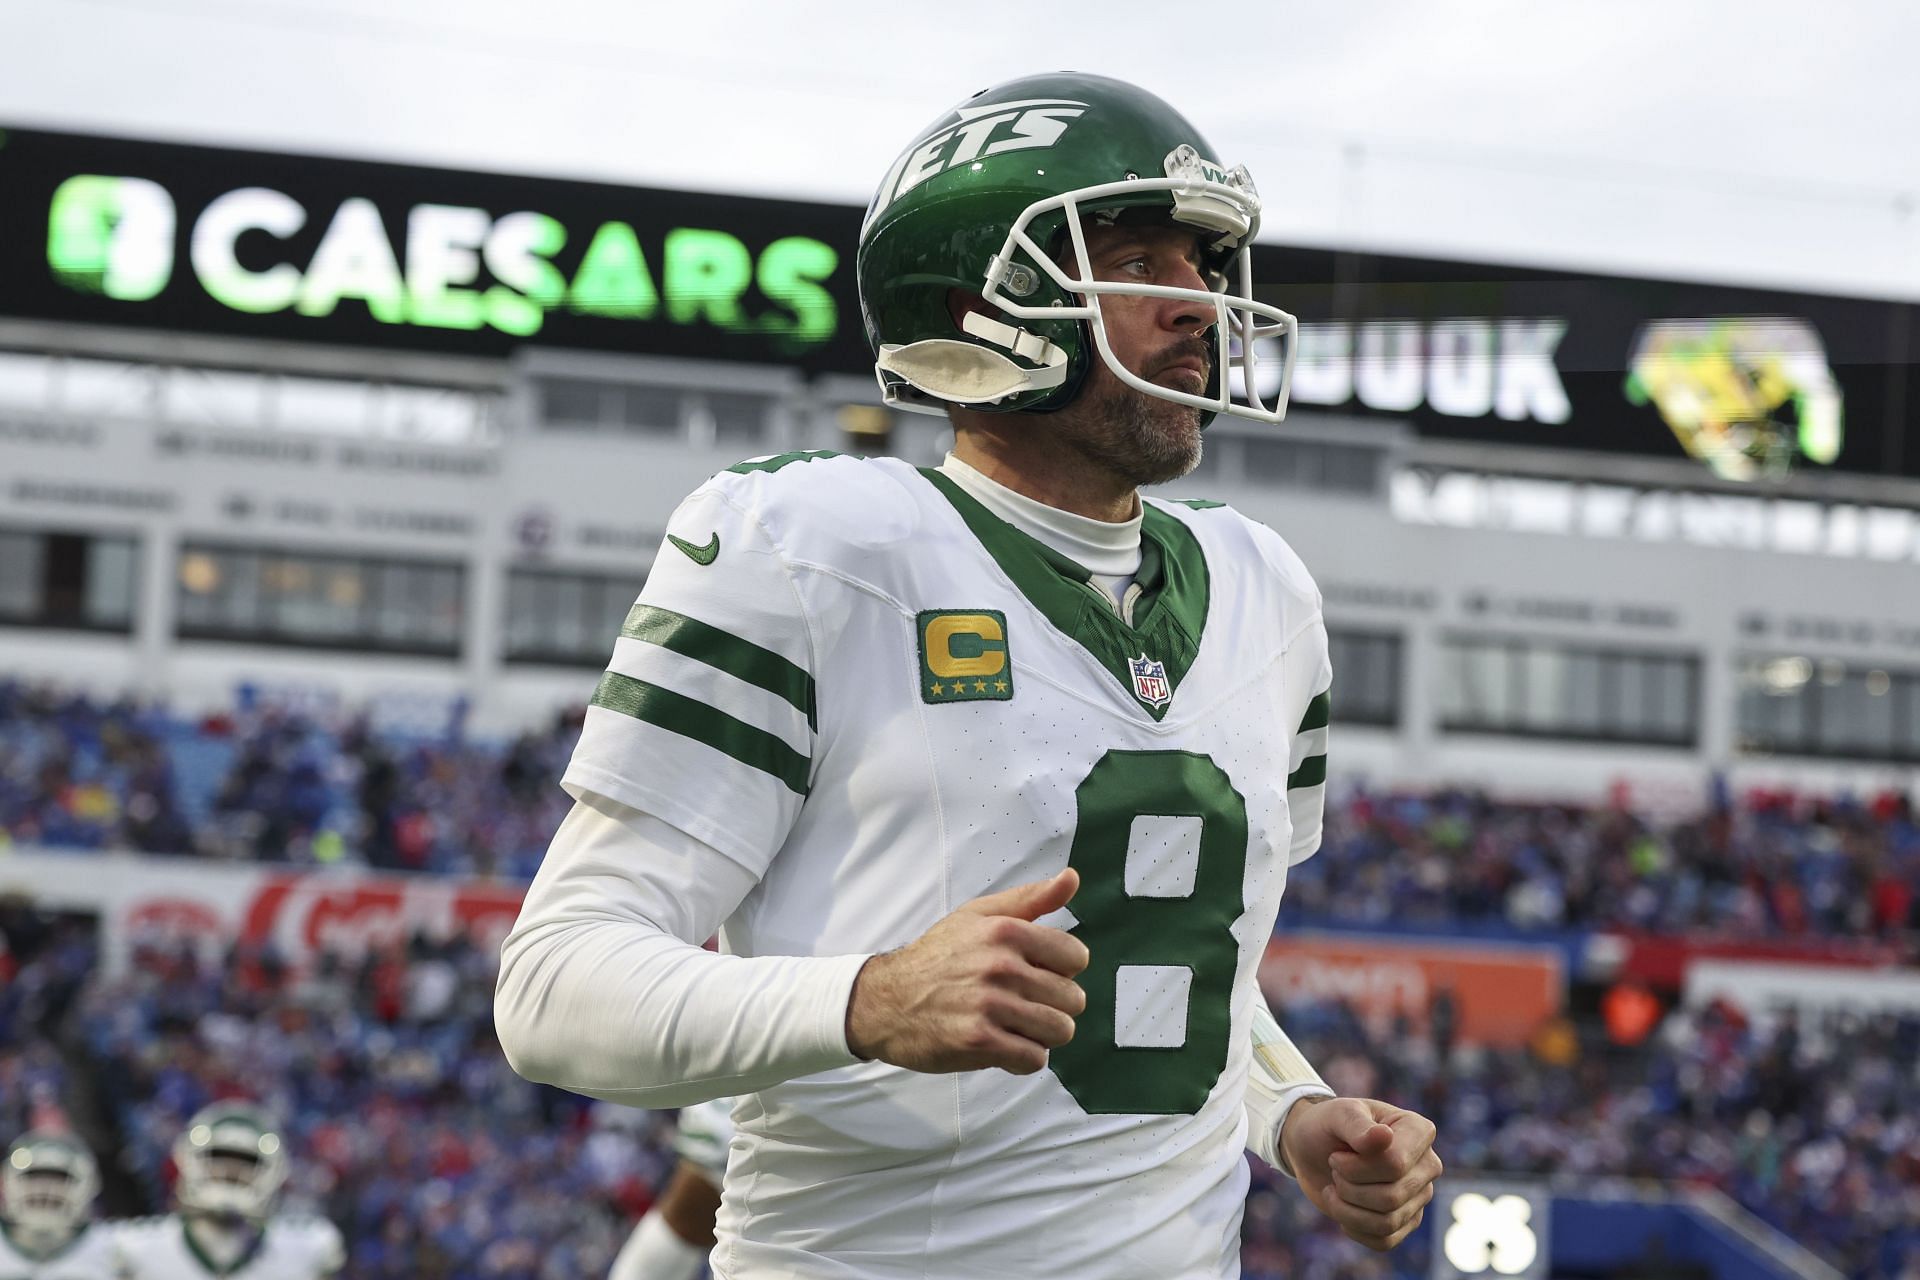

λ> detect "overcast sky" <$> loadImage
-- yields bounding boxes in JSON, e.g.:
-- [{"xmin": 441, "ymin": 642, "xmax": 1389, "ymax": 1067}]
[{"xmin": 4, "ymin": 0, "xmax": 1916, "ymax": 301}]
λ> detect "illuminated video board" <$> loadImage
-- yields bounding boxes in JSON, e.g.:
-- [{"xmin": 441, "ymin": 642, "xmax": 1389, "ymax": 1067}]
[
  {"xmin": 2, "ymin": 124, "xmax": 1915, "ymax": 481},
  {"xmin": 0, "ymin": 125, "xmax": 867, "ymax": 372}
]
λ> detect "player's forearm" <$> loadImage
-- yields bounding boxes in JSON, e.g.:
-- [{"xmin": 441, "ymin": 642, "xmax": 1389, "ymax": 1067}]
[
  {"xmin": 496, "ymin": 919, "xmax": 868, "ymax": 1105},
  {"xmin": 608, "ymin": 1211, "xmax": 709, "ymax": 1280}
]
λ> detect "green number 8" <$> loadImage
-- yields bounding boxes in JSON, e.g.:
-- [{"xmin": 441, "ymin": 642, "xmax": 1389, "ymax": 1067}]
[{"xmin": 1047, "ymin": 750, "xmax": 1249, "ymax": 1116}]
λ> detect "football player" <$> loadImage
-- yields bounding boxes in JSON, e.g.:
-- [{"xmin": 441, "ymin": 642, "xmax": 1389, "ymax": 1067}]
[
  {"xmin": 0, "ymin": 1130, "xmax": 117, "ymax": 1279},
  {"xmin": 112, "ymin": 1103, "xmax": 341, "ymax": 1280},
  {"xmin": 607, "ymin": 1098, "xmax": 735, "ymax": 1280},
  {"xmin": 499, "ymin": 71, "xmax": 1442, "ymax": 1278}
]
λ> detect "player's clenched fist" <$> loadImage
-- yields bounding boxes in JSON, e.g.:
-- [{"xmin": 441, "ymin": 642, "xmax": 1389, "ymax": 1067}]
[{"xmin": 845, "ymin": 868, "xmax": 1089, "ymax": 1076}]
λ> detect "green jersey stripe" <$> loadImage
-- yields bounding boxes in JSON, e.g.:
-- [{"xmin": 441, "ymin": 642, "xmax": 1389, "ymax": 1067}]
[
  {"xmin": 590, "ymin": 672, "xmax": 811, "ymax": 795},
  {"xmin": 1298, "ymin": 691, "xmax": 1330, "ymax": 733},
  {"xmin": 725, "ymin": 450, "xmax": 843, "ymax": 476},
  {"xmin": 621, "ymin": 603, "xmax": 816, "ymax": 730},
  {"xmin": 1286, "ymin": 755, "xmax": 1327, "ymax": 790}
]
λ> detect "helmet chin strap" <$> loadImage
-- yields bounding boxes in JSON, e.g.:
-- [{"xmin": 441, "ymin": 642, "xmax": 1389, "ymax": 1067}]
[{"xmin": 876, "ymin": 311, "xmax": 1068, "ymax": 407}]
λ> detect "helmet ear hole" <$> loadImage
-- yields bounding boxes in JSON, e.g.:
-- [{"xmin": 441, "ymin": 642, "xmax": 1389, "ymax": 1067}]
[{"xmin": 945, "ymin": 288, "xmax": 997, "ymax": 335}]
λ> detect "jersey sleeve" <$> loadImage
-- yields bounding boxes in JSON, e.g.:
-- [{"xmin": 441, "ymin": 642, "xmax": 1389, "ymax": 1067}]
[
  {"xmin": 309, "ymin": 1219, "xmax": 346, "ymax": 1276},
  {"xmin": 105, "ymin": 1219, "xmax": 153, "ymax": 1279},
  {"xmin": 1283, "ymin": 616, "xmax": 1332, "ymax": 864},
  {"xmin": 563, "ymin": 481, "xmax": 817, "ymax": 876}
]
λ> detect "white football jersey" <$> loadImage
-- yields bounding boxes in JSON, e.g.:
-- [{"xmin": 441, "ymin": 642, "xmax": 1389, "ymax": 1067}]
[
  {"xmin": 0, "ymin": 1223, "xmax": 118, "ymax": 1280},
  {"xmin": 673, "ymin": 1098, "xmax": 738, "ymax": 1183},
  {"xmin": 111, "ymin": 1216, "xmax": 343, "ymax": 1280},
  {"xmin": 565, "ymin": 453, "xmax": 1330, "ymax": 1280}
]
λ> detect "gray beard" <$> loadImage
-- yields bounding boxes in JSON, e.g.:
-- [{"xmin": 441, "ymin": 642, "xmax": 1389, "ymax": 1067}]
[{"xmin": 1058, "ymin": 378, "xmax": 1204, "ymax": 490}]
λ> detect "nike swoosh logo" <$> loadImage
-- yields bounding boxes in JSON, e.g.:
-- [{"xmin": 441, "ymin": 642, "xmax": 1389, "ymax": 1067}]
[{"xmin": 668, "ymin": 532, "xmax": 720, "ymax": 565}]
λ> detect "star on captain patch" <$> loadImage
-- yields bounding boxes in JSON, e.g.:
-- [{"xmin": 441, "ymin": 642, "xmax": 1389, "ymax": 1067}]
[{"xmin": 1129, "ymin": 653, "xmax": 1171, "ymax": 709}]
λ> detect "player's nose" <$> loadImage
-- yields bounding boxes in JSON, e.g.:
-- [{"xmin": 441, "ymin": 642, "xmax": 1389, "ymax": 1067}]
[{"xmin": 1159, "ymin": 259, "xmax": 1214, "ymax": 335}]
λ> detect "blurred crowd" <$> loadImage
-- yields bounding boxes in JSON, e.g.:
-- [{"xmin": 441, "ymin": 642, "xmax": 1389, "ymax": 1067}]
[
  {"xmin": 4, "ymin": 679, "xmax": 1918, "ymax": 1278},
  {"xmin": 1284, "ymin": 785, "xmax": 1919, "ymax": 942},
  {"xmin": 1247, "ymin": 996, "xmax": 1920, "ymax": 1280},
  {"xmin": 6, "ymin": 907, "xmax": 668, "ymax": 1279},
  {"xmin": 2, "ymin": 900, "xmax": 1912, "ymax": 1279},
  {"xmin": 6, "ymin": 676, "xmax": 1917, "ymax": 941},
  {"xmin": 0, "ymin": 681, "xmax": 575, "ymax": 879}
]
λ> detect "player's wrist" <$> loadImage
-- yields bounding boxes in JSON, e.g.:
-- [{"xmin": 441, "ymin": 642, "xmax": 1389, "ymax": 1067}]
[
  {"xmin": 844, "ymin": 952, "xmax": 890, "ymax": 1061},
  {"xmin": 1276, "ymin": 1092, "xmax": 1332, "ymax": 1178}
]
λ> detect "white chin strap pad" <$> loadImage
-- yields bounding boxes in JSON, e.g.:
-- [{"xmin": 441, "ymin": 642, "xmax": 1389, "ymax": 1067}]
[{"xmin": 876, "ymin": 311, "xmax": 1067, "ymax": 406}]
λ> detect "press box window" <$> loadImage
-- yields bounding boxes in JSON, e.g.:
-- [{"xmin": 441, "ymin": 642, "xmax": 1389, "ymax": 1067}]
[
  {"xmin": 0, "ymin": 527, "xmax": 138, "ymax": 632},
  {"xmin": 505, "ymin": 568, "xmax": 649, "ymax": 666},
  {"xmin": 697, "ymin": 392, "xmax": 771, "ymax": 446},
  {"xmin": 1327, "ymin": 629, "xmax": 1402, "ymax": 728},
  {"xmin": 1738, "ymin": 655, "xmax": 1920, "ymax": 763},
  {"xmin": 176, "ymin": 544, "xmax": 464, "ymax": 655},
  {"xmin": 1439, "ymin": 635, "xmax": 1699, "ymax": 746}
]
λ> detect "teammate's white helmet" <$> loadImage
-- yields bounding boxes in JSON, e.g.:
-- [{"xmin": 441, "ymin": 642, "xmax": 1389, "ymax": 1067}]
[
  {"xmin": 2, "ymin": 1130, "xmax": 99, "ymax": 1240},
  {"xmin": 172, "ymin": 1103, "xmax": 287, "ymax": 1221}
]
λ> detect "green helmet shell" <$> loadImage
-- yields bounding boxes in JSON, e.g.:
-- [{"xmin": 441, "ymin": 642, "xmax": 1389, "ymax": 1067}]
[{"xmin": 858, "ymin": 73, "xmax": 1252, "ymax": 421}]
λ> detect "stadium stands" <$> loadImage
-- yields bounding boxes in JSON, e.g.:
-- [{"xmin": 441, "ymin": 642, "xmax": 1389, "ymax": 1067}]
[
  {"xmin": 2, "ymin": 905, "xmax": 1912, "ymax": 1277},
  {"xmin": 5, "ymin": 679, "xmax": 1915, "ymax": 940},
  {"xmin": 4, "ymin": 680, "xmax": 1917, "ymax": 1276}
]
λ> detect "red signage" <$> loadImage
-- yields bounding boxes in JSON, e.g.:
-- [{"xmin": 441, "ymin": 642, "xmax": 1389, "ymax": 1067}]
[{"xmin": 1259, "ymin": 933, "xmax": 1564, "ymax": 1048}]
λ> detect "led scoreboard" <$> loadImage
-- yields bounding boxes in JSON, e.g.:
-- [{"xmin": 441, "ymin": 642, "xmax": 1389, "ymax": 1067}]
[
  {"xmin": 0, "ymin": 125, "xmax": 867, "ymax": 372},
  {"xmin": 2, "ymin": 124, "xmax": 1916, "ymax": 484}
]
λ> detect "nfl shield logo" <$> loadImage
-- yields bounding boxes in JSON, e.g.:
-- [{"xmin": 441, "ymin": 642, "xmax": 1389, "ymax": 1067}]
[{"xmin": 1129, "ymin": 653, "xmax": 1171, "ymax": 708}]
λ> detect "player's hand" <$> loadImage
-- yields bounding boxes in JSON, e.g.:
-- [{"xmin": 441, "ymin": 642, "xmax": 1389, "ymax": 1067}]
[
  {"xmin": 845, "ymin": 868, "xmax": 1088, "ymax": 1076},
  {"xmin": 1280, "ymin": 1096, "xmax": 1442, "ymax": 1252}
]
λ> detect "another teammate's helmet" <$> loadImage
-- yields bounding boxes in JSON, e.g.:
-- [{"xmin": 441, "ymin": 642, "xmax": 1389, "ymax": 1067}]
[
  {"xmin": 1, "ymin": 1131, "xmax": 99, "ymax": 1240},
  {"xmin": 172, "ymin": 1102, "xmax": 287, "ymax": 1221},
  {"xmin": 858, "ymin": 71, "xmax": 1297, "ymax": 428}
]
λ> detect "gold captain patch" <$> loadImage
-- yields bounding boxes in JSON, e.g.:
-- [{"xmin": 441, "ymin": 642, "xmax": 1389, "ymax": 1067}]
[{"xmin": 917, "ymin": 610, "xmax": 1012, "ymax": 703}]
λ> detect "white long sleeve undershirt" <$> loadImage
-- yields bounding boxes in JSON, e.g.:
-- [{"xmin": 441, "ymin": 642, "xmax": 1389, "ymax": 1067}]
[
  {"xmin": 937, "ymin": 453, "xmax": 1142, "ymax": 609},
  {"xmin": 495, "ymin": 790, "xmax": 868, "ymax": 1107}
]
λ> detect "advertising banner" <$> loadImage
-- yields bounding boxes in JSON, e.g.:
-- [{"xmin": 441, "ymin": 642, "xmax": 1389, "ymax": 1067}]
[
  {"xmin": 1259, "ymin": 931, "xmax": 1563, "ymax": 1047},
  {"xmin": 0, "ymin": 848, "xmax": 525, "ymax": 973}
]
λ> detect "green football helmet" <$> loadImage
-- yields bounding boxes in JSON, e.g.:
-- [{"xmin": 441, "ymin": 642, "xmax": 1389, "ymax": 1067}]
[
  {"xmin": 172, "ymin": 1102, "xmax": 286, "ymax": 1221},
  {"xmin": 2, "ymin": 1131, "xmax": 99, "ymax": 1243},
  {"xmin": 858, "ymin": 72, "xmax": 1297, "ymax": 427}
]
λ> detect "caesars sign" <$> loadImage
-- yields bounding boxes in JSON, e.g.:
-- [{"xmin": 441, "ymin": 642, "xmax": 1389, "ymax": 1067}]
[
  {"xmin": 1, "ymin": 126, "xmax": 1914, "ymax": 481},
  {"xmin": 0, "ymin": 125, "xmax": 865, "ymax": 371}
]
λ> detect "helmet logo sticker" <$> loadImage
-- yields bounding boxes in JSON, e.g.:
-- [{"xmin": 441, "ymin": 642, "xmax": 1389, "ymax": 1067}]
[{"xmin": 867, "ymin": 100, "xmax": 1089, "ymax": 227}]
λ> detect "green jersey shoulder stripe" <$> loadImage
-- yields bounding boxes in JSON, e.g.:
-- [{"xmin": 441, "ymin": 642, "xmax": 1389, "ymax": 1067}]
[
  {"xmin": 621, "ymin": 603, "xmax": 816, "ymax": 730},
  {"xmin": 724, "ymin": 450, "xmax": 844, "ymax": 476},
  {"xmin": 1289, "ymin": 691, "xmax": 1329, "ymax": 789},
  {"xmin": 590, "ymin": 672, "xmax": 810, "ymax": 795},
  {"xmin": 1285, "ymin": 754, "xmax": 1326, "ymax": 790}
]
